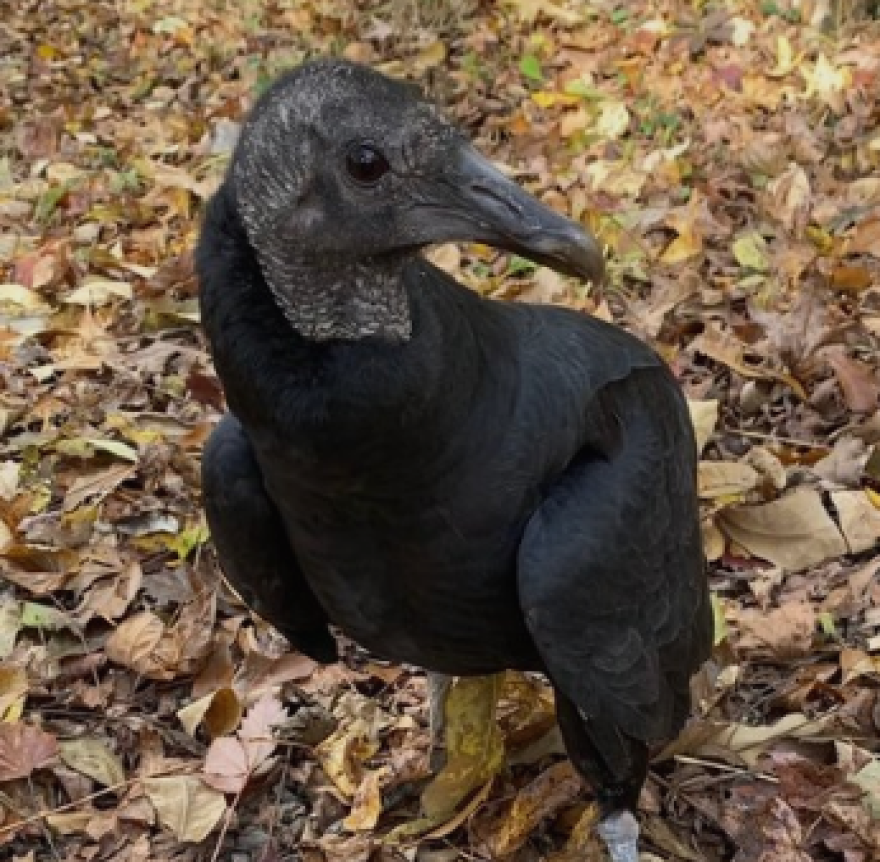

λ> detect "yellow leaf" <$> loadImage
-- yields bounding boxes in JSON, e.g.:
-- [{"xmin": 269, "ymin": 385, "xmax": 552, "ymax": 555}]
[
  {"xmin": 660, "ymin": 231, "xmax": 702, "ymax": 264},
  {"xmin": 413, "ymin": 40, "xmax": 446, "ymax": 72},
  {"xmin": 343, "ymin": 768, "xmax": 388, "ymax": 831},
  {"xmin": 143, "ymin": 775, "xmax": 226, "ymax": 842},
  {"xmin": 316, "ymin": 721, "xmax": 381, "ymax": 798},
  {"xmin": 768, "ymin": 35, "xmax": 800, "ymax": 77},
  {"xmin": 732, "ymin": 232, "xmax": 770, "ymax": 271},
  {"xmin": 531, "ymin": 91, "xmax": 580, "ymax": 109},
  {"xmin": 0, "ymin": 283, "xmax": 51, "ymax": 312},
  {"xmin": 803, "ymin": 54, "xmax": 850, "ymax": 113},
  {"xmin": 421, "ymin": 675, "xmax": 504, "ymax": 820},
  {"xmin": 0, "ymin": 666, "xmax": 27, "ymax": 722}
]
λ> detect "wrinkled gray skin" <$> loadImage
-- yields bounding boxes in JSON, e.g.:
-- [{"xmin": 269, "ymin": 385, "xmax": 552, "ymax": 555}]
[{"xmin": 232, "ymin": 61, "xmax": 603, "ymax": 342}]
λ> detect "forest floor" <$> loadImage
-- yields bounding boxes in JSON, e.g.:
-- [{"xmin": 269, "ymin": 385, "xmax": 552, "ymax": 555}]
[{"xmin": 1, "ymin": 1, "xmax": 880, "ymax": 860}]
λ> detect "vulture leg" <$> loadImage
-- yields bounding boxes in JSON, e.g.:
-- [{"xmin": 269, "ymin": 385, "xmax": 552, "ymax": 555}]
[
  {"xmin": 426, "ymin": 672, "xmax": 452, "ymax": 770},
  {"xmin": 518, "ymin": 383, "xmax": 709, "ymax": 862},
  {"xmin": 556, "ymin": 691, "xmax": 645, "ymax": 862},
  {"xmin": 202, "ymin": 414, "xmax": 337, "ymax": 664}
]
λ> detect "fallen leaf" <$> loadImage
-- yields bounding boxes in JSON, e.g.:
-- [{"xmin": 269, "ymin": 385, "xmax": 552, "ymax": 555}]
[
  {"xmin": 738, "ymin": 602, "xmax": 816, "ymax": 658},
  {"xmin": 64, "ymin": 280, "xmax": 132, "ymax": 306},
  {"xmin": 847, "ymin": 218, "xmax": 880, "ymax": 258},
  {"xmin": 831, "ymin": 490, "xmax": 880, "ymax": 554},
  {"xmin": 343, "ymin": 767, "xmax": 388, "ymax": 831},
  {"xmin": 687, "ymin": 399, "xmax": 719, "ymax": 454},
  {"xmin": 239, "ymin": 692, "xmax": 287, "ymax": 768},
  {"xmin": 767, "ymin": 163, "xmax": 811, "ymax": 233},
  {"xmin": 59, "ymin": 737, "xmax": 125, "ymax": 787},
  {"xmin": 596, "ymin": 101, "xmax": 630, "ymax": 140},
  {"xmin": 63, "ymin": 464, "xmax": 135, "ymax": 511},
  {"xmin": 732, "ymin": 231, "xmax": 770, "ymax": 271},
  {"xmin": 0, "ymin": 666, "xmax": 27, "ymax": 721},
  {"xmin": 718, "ymin": 486, "xmax": 847, "ymax": 571},
  {"xmin": 203, "ymin": 736, "xmax": 249, "ymax": 794},
  {"xmin": 105, "ymin": 611, "xmax": 179, "ymax": 679},
  {"xmin": 698, "ymin": 461, "xmax": 761, "ymax": 499},
  {"xmin": 689, "ymin": 323, "xmax": 807, "ymax": 399},
  {"xmin": 421, "ymin": 675, "xmax": 504, "ymax": 820},
  {"xmin": 475, "ymin": 760, "xmax": 581, "ymax": 856},
  {"xmin": 0, "ymin": 600, "xmax": 22, "ymax": 660},
  {"xmin": 0, "ymin": 722, "xmax": 58, "ymax": 781},
  {"xmin": 824, "ymin": 349, "xmax": 880, "ymax": 413},
  {"xmin": 143, "ymin": 775, "xmax": 226, "ymax": 841}
]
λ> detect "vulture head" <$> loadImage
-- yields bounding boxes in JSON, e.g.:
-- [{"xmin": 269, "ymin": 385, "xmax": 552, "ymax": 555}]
[{"xmin": 231, "ymin": 59, "xmax": 605, "ymax": 341}]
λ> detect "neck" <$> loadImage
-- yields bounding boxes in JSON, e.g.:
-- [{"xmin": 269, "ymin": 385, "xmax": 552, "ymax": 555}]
[{"xmin": 258, "ymin": 250, "xmax": 414, "ymax": 342}]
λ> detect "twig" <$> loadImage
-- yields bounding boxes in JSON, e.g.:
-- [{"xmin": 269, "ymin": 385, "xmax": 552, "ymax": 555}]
[
  {"xmin": 0, "ymin": 765, "xmax": 193, "ymax": 839},
  {"xmin": 672, "ymin": 754, "xmax": 779, "ymax": 783},
  {"xmin": 722, "ymin": 428, "xmax": 824, "ymax": 448},
  {"xmin": 260, "ymin": 742, "xmax": 295, "ymax": 861},
  {"xmin": 0, "ymin": 778, "xmax": 135, "ymax": 838},
  {"xmin": 209, "ymin": 788, "xmax": 242, "ymax": 862}
]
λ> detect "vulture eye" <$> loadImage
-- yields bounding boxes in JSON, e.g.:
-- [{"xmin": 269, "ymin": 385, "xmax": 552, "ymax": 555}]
[{"xmin": 345, "ymin": 143, "xmax": 390, "ymax": 185}]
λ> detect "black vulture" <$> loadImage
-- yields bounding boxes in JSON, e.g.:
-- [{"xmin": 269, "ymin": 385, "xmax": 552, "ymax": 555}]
[{"xmin": 197, "ymin": 59, "xmax": 712, "ymax": 862}]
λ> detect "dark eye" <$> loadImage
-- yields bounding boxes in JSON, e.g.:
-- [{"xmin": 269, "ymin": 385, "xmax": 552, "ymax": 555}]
[{"xmin": 345, "ymin": 143, "xmax": 390, "ymax": 185}]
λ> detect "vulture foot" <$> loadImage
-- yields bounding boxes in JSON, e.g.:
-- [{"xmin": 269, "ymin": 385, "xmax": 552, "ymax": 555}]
[{"xmin": 596, "ymin": 810, "xmax": 640, "ymax": 862}]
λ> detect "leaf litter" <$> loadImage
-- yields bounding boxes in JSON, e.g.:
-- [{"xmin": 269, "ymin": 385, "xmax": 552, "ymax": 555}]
[{"xmin": 1, "ymin": 0, "xmax": 879, "ymax": 860}]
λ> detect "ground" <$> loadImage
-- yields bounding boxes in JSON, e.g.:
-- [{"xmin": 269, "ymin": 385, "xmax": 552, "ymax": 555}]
[{"xmin": 0, "ymin": 0, "xmax": 879, "ymax": 860}]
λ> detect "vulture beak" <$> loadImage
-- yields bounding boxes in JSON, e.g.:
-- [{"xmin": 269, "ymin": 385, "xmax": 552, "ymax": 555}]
[{"xmin": 412, "ymin": 143, "xmax": 605, "ymax": 286}]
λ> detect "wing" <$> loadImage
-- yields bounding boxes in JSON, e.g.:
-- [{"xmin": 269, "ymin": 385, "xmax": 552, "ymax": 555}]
[
  {"xmin": 517, "ymin": 367, "xmax": 711, "ymax": 777},
  {"xmin": 202, "ymin": 414, "xmax": 337, "ymax": 663}
]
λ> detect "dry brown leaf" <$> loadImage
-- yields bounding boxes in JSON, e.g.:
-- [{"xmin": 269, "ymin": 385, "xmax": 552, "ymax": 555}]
[
  {"xmin": 847, "ymin": 218, "xmax": 880, "ymax": 258},
  {"xmin": 689, "ymin": 323, "xmax": 807, "ymax": 399},
  {"xmin": 178, "ymin": 687, "xmax": 242, "ymax": 739},
  {"xmin": 58, "ymin": 737, "xmax": 125, "ymax": 787},
  {"xmin": 767, "ymin": 163, "xmax": 811, "ymax": 233},
  {"xmin": 831, "ymin": 490, "xmax": 880, "ymax": 554},
  {"xmin": 0, "ymin": 722, "xmax": 58, "ymax": 781},
  {"xmin": 824, "ymin": 349, "xmax": 880, "ymax": 414},
  {"xmin": 698, "ymin": 461, "xmax": 761, "ymax": 499},
  {"xmin": 0, "ymin": 601, "xmax": 23, "ymax": 662},
  {"xmin": 143, "ymin": 775, "xmax": 226, "ymax": 841},
  {"xmin": 718, "ymin": 486, "xmax": 847, "ymax": 571},
  {"xmin": 737, "ymin": 602, "xmax": 816, "ymax": 658},
  {"xmin": 105, "ymin": 611, "xmax": 167, "ymax": 676},
  {"xmin": 475, "ymin": 761, "xmax": 581, "ymax": 856},
  {"xmin": 63, "ymin": 464, "xmax": 135, "ymax": 511},
  {"xmin": 687, "ymin": 399, "xmax": 719, "ymax": 454}
]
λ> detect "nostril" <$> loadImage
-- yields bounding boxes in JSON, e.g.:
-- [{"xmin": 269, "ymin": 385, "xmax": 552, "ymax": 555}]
[{"xmin": 468, "ymin": 181, "xmax": 525, "ymax": 221}]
